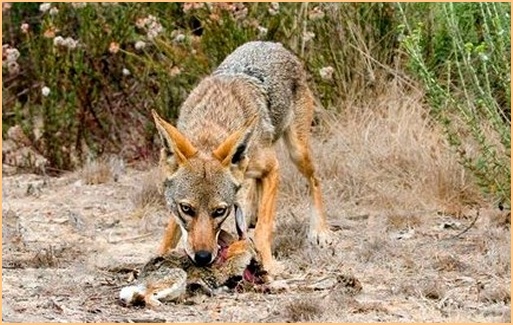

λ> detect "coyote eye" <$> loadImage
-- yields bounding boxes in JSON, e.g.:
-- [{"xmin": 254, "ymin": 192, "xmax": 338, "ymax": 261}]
[
  {"xmin": 212, "ymin": 207, "xmax": 227, "ymax": 218},
  {"xmin": 179, "ymin": 203, "xmax": 194, "ymax": 216}
]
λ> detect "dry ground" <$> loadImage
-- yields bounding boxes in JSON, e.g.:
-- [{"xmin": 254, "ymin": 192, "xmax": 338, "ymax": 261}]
[{"xmin": 2, "ymin": 84, "xmax": 511, "ymax": 322}]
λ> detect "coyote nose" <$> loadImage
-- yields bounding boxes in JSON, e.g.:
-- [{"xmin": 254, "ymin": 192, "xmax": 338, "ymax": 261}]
[{"xmin": 194, "ymin": 250, "xmax": 212, "ymax": 266}]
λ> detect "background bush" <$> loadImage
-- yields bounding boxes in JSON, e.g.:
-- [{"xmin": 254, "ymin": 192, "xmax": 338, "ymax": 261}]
[{"xmin": 2, "ymin": 2, "xmax": 510, "ymax": 204}]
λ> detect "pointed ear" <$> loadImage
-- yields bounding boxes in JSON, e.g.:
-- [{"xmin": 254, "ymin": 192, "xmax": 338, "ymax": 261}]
[
  {"xmin": 212, "ymin": 115, "xmax": 257, "ymax": 168},
  {"xmin": 151, "ymin": 110, "xmax": 197, "ymax": 166}
]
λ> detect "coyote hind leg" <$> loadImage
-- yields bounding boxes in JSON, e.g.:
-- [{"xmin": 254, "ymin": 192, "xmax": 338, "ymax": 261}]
[{"xmin": 283, "ymin": 88, "xmax": 332, "ymax": 247}]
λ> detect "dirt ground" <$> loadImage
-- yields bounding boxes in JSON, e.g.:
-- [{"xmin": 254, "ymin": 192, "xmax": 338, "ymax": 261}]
[
  {"xmin": 2, "ymin": 166, "xmax": 510, "ymax": 322},
  {"xmin": 2, "ymin": 92, "xmax": 511, "ymax": 322}
]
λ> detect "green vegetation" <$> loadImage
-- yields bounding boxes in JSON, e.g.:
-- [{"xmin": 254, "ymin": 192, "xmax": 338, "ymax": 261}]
[
  {"xmin": 2, "ymin": 2, "xmax": 510, "ymax": 204},
  {"xmin": 397, "ymin": 2, "xmax": 510, "ymax": 205}
]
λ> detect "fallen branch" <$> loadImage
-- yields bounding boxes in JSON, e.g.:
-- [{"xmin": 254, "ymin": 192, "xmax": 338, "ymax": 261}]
[
  {"xmin": 442, "ymin": 209, "xmax": 480, "ymax": 241},
  {"xmin": 107, "ymin": 233, "xmax": 152, "ymax": 244}
]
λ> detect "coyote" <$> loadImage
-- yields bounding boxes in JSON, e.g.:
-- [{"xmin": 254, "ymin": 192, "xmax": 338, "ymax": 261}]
[{"xmin": 152, "ymin": 41, "xmax": 332, "ymax": 273}]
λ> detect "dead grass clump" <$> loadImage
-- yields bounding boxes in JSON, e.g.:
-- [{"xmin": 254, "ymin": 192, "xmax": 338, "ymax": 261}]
[
  {"xmin": 2, "ymin": 209, "xmax": 25, "ymax": 250},
  {"xmin": 78, "ymin": 156, "xmax": 125, "ymax": 185},
  {"xmin": 272, "ymin": 218, "xmax": 306, "ymax": 259},
  {"xmin": 432, "ymin": 254, "xmax": 467, "ymax": 272},
  {"xmin": 386, "ymin": 213, "xmax": 421, "ymax": 230},
  {"xmin": 283, "ymin": 298, "xmax": 323, "ymax": 322},
  {"xmin": 330, "ymin": 295, "xmax": 388, "ymax": 315},
  {"xmin": 336, "ymin": 274, "xmax": 363, "ymax": 295},
  {"xmin": 417, "ymin": 280, "xmax": 446, "ymax": 300},
  {"xmin": 488, "ymin": 208, "xmax": 511, "ymax": 228},
  {"xmin": 501, "ymin": 310, "xmax": 511, "ymax": 323},
  {"xmin": 311, "ymin": 81, "xmax": 482, "ymax": 219},
  {"xmin": 80, "ymin": 160, "xmax": 112, "ymax": 184},
  {"xmin": 348, "ymin": 300, "xmax": 388, "ymax": 314},
  {"xmin": 33, "ymin": 246, "xmax": 61, "ymax": 268},
  {"xmin": 130, "ymin": 169, "xmax": 167, "ymax": 225},
  {"xmin": 400, "ymin": 252, "xmax": 418, "ymax": 270},
  {"xmin": 396, "ymin": 283, "xmax": 416, "ymax": 298},
  {"xmin": 479, "ymin": 284, "xmax": 511, "ymax": 304},
  {"xmin": 357, "ymin": 237, "xmax": 391, "ymax": 263},
  {"xmin": 5, "ymin": 245, "xmax": 79, "ymax": 269},
  {"xmin": 131, "ymin": 169, "xmax": 166, "ymax": 211}
]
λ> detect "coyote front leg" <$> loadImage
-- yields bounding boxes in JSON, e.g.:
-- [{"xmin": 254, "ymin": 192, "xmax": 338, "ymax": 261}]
[
  {"xmin": 158, "ymin": 217, "xmax": 181, "ymax": 255},
  {"xmin": 253, "ymin": 153, "xmax": 280, "ymax": 273}
]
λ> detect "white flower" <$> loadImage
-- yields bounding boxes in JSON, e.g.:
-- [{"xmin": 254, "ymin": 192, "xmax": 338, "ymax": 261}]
[
  {"xmin": 135, "ymin": 18, "xmax": 146, "ymax": 29},
  {"xmin": 134, "ymin": 40, "xmax": 146, "ymax": 50},
  {"xmin": 122, "ymin": 68, "xmax": 130, "ymax": 76},
  {"xmin": 109, "ymin": 42, "xmax": 120, "ymax": 54},
  {"xmin": 257, "ymin": 26, "xmax": 268, "ymax": 38},
  {"xmin": 64, "ymin": 37, "xmax": 78, "ymax": 49},
  {"xmin": 53, "ymin": 36, "xmax": 64, "ymax": 46},
  {"xmin": 183, "ymin": 2, "xmax": 204, "ymax": 12},
  {"xmin": 232, "ymin": 5, "xmax": 248, "ymax": 21},
  {"xmin": 53, "ymin": 36, "xmax": 65, "ymax": 47},
  {"xmin": 41, "ymin": 86, "xmax": 51, "ymax": 97},
  {"xmin": 53, "ymin": 36, "xmax": 79, "ymax": 49},
  {"xmin": 479, "ymin": 53, "xmax": 489, "ymax": 61},
  {"xmin": 146, "ymin": 18, "xmax": 163, "ymax": 39},
  {"xmin": 7, "ymin": 61, "xmax": 19, "ymax": 75},
  {"xmin": 174, "ymin": 34, "xmax": 186, "ymax": 43},
  {"xmin": 20, "ymin": 23, "xmax": 29, "ymax": 34},
  {"xmin": 49, "ymin": 7, "xmax": 59, "ymax": 16},
  {"xmin": 147, "ymin": 29, "xmax": 160, "ymax": 40},
  {"xmin": 39, "ymin": 3, "xmax": 51, "ymax": 13},
  {"xmin": 319, "ymin": 66, "xmax": 335, "ymax": 81},
  {"xmin": 136, "ymin": 15, "xmax": 164, "ymax": 40},
  {"xmin": 5, "ymin": 48, "xmax": 20, "ymax": 62},
  {"xmin": 71, "ymin": 3, "xmax": 87, "ymax": 9},
  {"xmin": 309, "ymin": 7, "xmax": 325, "ymax": 20},
  {"xmin": 268, "ymin": 2, "xmax": 279, "ymax": 16},
  {"xmin": 2, "ymin": 44, "xmax": 9, "ymax": 58},
  {"xmin": 170, "ymin": 66, "xmax": 181, "ymax": 77},
  {"xmin": 303, "ymin": 31, "xmax": 315, "ymax": 43}
]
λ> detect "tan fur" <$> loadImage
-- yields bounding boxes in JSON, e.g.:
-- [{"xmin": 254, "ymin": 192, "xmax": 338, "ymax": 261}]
[{"xmin": 153, "ymin": 41, "xmax": 332, "ymax": 273}]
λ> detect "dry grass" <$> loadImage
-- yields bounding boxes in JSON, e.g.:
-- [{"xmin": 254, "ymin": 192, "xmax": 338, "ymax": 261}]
[
  {"xmin": 432, "ymin": 253, "xmax": 467, "ymax": 272},
  {"xmin": 282, "ymin": 81, "xmax": 484, "ymax": 221},
  {"xmin": 3, "ymin": 245, "xmax": 81, "ymax": 269},
  {"xmin": 128, "ymin": 168, "xmax": 169, "ymax": 235},
  {"xmin": 417, "ymin": 278, "xmax": 446, "ymax": 300},
  {"xmin": 479, "ymin": 284, "xmax": 511, "ymax": 304},
  {"xmin": 272, "ymin": 217, "xmax": 307, "ymax": 259},
  {"xmin": 283, "ymin": 298, "xmax": 323, "ymax": 322},
  {"xmin": 78, "ymin": 156, "xmax": 125, "ymax": 185},
  {"xmin": 130, "ymin": 168, "xmax": 165, "ymax": 210}
]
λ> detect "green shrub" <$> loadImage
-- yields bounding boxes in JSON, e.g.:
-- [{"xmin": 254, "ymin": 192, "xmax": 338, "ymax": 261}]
[
  {"xmin": 3, "ymin": 2, "xmax": 396, "ymax": 171},
  {"xmin": 398, "ymin": 2, "xmax": 511, "ymax": 204},
  {"xmin": 2, "ymin": 2, "xmax": 510, "ymax": 206}
]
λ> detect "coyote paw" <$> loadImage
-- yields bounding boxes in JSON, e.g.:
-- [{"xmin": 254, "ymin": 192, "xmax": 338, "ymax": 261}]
[
  {"xmin": 263, "ymin": 259, "xmax": 285, "ymax": 277},
  {"xmin": 308, "ymin": 228, "xmax": 333, "ymax": 247}
]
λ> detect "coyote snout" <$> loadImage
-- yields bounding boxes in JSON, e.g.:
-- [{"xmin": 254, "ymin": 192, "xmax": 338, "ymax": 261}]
[{"xmin": 154, "ymin": 41, "xmax": 333, "ymax": 273}]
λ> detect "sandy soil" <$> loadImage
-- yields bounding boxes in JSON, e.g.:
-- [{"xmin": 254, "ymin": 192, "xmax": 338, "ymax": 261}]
[{"xmin": 2, "ymin": 163, "xmax": 510, "ymax": 323}]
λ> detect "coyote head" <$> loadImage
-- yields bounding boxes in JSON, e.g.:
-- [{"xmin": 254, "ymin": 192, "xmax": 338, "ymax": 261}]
[{"xmin": 152, "ymin": 110, "xmax": 254, "ymax": 266}]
